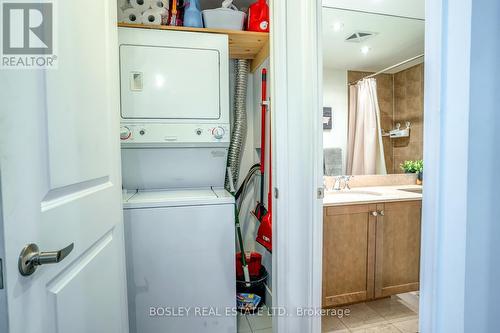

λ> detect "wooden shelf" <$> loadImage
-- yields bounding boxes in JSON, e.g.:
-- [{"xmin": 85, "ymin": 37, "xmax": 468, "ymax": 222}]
[{"xmin": 118, "ymin": 23, "xmax": 269, "ymax": 72}]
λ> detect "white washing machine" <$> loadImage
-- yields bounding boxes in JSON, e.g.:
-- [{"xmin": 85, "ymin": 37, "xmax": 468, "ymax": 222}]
[
  {"xmin": 123, "ymin": 189, "xmax": 236, "ymax": 333},
  {"xmin": 118, "ymin": 28, "xmax": 236, "ymax": 333}
]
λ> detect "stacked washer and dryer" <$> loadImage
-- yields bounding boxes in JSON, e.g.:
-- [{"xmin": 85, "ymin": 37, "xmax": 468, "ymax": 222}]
[{"xmin": 118, "ymin": 27, "xmax": 236, "ymax": 333}]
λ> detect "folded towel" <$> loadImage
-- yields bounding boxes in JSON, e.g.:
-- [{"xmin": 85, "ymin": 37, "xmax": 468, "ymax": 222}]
[{"xmin": 324, "ymin": 148, "xmax": 342, "ymax": 176}]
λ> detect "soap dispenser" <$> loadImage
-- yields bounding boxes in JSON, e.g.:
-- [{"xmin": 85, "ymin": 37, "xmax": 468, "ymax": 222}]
[{"xmin": 183, "ymin": 0, "xmax": 203, "ymax": 27}]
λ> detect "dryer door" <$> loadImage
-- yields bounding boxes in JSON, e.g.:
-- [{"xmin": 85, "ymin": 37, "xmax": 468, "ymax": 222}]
[{"xmin": 120, "ymin": 44, "xmax": 221, "ymax": 120}]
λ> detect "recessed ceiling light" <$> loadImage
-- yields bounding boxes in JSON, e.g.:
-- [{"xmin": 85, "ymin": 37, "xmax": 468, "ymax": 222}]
[
  {"xmin": 361, "ymin": 46, "xmax": 371, "ymax": 54},
  {"xmin": 332, "ymin": 22, "xmax": 344, "ymax": 32}
]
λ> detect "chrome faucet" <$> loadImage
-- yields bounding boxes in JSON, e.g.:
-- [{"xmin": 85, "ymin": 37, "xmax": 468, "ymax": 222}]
[
  {"xmin": 343, "ymin": 176, "xmax": 352, "ymax": 190},
  {"xmin": 332, "ymin": 175, "xmax": 353, "ymax": 191},
  {"xmin": 332, "ymin": 176, "xmax": 341, "ymax": 191}
]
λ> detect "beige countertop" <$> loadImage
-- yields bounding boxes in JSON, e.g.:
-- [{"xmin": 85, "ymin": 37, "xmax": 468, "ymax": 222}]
[{"xmin": 323, "ymin": 185, "xmax": 422, "ymax": 207}]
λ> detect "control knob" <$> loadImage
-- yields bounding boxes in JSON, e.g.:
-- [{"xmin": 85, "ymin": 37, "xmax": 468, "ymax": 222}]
[
  {"xmin": 212, "ymin": 127, "xmax": 225, "ymax": 140},
  {"xmin": 120, "ymin": 126, "xmax": 131, "ymax": 140}
]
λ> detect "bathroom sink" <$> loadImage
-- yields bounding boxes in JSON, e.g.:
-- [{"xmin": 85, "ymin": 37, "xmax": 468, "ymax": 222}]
[{"xmin": 398, "ymin": 188, "xmax": 423, "ymax": 194}]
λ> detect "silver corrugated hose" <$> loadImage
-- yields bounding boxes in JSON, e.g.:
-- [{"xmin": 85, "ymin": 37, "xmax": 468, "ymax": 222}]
[{"xmin": 225, "ymin": 59, "xmax": 249, "ymax": 190}]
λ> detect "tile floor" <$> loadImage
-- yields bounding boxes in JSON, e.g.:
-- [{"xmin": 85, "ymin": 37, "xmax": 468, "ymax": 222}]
[
  {"xmin": 236, "ymin": 293, "xmax": 418, "ymax": 333},
  {"xmin": 238, "ymin": 305, "xmax": 273, "ymax": 333},
  {"xmin": 322, "ymin": 293, "xmax": 419, "ymax": 333}
]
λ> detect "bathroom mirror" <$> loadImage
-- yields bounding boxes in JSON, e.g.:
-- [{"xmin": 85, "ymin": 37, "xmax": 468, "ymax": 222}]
[{"xmin": 322, "ymin": 7, "xmax": 425, "ymax": 176}]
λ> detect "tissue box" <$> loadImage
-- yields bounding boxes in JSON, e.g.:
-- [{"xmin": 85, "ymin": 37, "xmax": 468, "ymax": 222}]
[{"xmin": 202, "ymin": 8, "xmax": 246, "ymax": 30}]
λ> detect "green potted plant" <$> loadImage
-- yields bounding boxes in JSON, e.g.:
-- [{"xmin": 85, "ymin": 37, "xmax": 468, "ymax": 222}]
[{"xmin": 400, "ymin": 160, "xmax": 423, "ymax": 185}]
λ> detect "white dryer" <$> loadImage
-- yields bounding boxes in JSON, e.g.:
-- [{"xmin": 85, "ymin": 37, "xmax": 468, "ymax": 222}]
[
  {"xmin": 119, "ymin": 27, "xmax": 231, "ymax": 190},
  {"xmin": 118, "ymin": 27, "xmax": 236, "ymax": 333}
]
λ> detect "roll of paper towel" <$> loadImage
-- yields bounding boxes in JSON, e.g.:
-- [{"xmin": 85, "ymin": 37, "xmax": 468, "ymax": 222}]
[
  {"xmin": 150, "ymin": 0, "xmax": 169, "ymax": 11},
  {"xmin": 142, "ymin": 8, "xmax": 167, "ymax": 25},
  {"xmin": 130, "ymin": 0, "xmax": 149, "ymax": 12},
  {"xmin": 123, "ymin": 8, "xmax": 143, "ymax": 23}
]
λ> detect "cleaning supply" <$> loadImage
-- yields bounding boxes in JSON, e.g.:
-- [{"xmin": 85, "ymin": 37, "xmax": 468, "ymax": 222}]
[
  {"xmin": 247, "ymin": 0, "xmax": 269, "ymax": 32},
  {"xmin": 256, "ymin": 105, "xmax": 272, "ymax": 252},
  {"xmin": 253, "ymin": 68, "xmax": 268, "ymax": 221},
  {"xmin": 202, "ymin": 0, "xmax": 246, "ymax": 30},
  {"xmin": 183, "ymin": 0, "xmax": 202, "ymax": 27},
  {"xmin": 169, "ymin": 0, "xmax": 178, "ymax": 25},
  {"xmin": 236, "ymin": 252, "xmax": 262, "ymax": 277},
  {"xmin": 236, "ymin": 293, "xmax": 261, "ymax": 313},
  {"xmin": 236, "ymin": 267, "xmax": 268, "ymax": 313}
]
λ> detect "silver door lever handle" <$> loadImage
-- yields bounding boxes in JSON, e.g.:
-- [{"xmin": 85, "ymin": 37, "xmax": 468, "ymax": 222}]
[{"xmin": 18, "ymin": 243, "xmax": 74, "ymax": 276}]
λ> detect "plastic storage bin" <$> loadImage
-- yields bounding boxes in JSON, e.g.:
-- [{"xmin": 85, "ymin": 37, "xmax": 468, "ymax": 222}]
[{"xmin": 202, "ymin": 8, "xmax": 246, "ymax": 30}]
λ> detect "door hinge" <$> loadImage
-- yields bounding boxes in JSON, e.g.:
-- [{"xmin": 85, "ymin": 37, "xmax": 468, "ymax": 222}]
[
  {"xmin": 0, "ymin": 258, "xmax": 3, "ymax": 289},
  {"xmin": 317, "ymin": 187, "xmax": 324, "ymax": 199},
  {"xmin": 273, "ymin": 187, "xmax": 279, "ymax": 199}
]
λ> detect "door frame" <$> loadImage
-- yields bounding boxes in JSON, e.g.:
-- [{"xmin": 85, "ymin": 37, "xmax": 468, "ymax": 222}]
[
  {"xmin": 272, "ymin": 0, "xmax": 479, "ymax": 332},
  {"xmin": 270, "ymin": 0, "xmax": 323, "ymax": 332}
]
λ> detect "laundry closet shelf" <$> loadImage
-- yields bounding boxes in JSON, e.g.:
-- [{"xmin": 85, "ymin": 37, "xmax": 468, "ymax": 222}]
[{"xmin": 118, "ymin": 23, "xmax": 269, "ymax": 72}]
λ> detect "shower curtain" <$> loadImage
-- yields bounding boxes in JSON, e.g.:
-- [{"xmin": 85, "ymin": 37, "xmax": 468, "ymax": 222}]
[{"xmin": 346, "ymin": 78, "xmax": 387, "ymax": 175}]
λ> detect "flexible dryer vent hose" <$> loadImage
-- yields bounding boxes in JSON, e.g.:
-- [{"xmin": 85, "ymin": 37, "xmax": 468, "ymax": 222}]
[{"xmin": 225, "ymin": 59, "xmax": 249, "ymax": 191}]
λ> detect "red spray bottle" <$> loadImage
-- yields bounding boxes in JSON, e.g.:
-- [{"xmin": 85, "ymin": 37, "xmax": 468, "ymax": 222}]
[{"xmin": 247, "ymin": 0, "xmax": 269, "ymax": 32}]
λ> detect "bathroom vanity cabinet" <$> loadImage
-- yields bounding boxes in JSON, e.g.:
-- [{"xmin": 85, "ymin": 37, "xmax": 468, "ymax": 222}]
[{"xmin": 322, "ymin": 200, "xmax": 422, "ymax": 307}]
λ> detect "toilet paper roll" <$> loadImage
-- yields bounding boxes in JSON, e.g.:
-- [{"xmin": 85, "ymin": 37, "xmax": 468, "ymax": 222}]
[
  {"xmin": 117, "ymin": 0, "xmax": 131, "ymax": 10},
  {"xmin": 142, "ymin": 8, "xmax": 167, "ymax": 25},
  {"xmin": 123, "ymin": 8, "xmax": 143, "ymax": 24},
  {"xmin": 155, "ymin": 6, "xmax": 168, "ymax": 16},
  {"xmin": 150, "ymin": 0, "xmax": 169, "ymax": 11},
  {"xmin": 130, "ymin": 0, "xmax": 149, "ymax": 12}
]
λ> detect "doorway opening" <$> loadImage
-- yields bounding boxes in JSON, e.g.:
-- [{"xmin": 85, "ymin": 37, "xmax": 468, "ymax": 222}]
[{"xmin": 320, "ymin": 4, "xmax": 424, "ymax": 332}]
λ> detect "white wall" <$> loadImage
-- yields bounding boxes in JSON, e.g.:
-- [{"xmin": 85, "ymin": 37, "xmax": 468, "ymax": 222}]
[
  {"xmin": 421, "ymin": 0, "xmax": 500, "ymax": 332},
  {"xmin": 464, "ymin": 0, "xmax": 500, "ymax": 331},
  {"xmin": 322, "ymin": 68, "xmax": 348, "ymax": 174}
]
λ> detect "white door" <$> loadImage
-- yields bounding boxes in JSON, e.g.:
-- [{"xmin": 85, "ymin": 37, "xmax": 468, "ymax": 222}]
[{"xmin": 0, "ymin": 0, "xmax": 128, "ymax": 332}]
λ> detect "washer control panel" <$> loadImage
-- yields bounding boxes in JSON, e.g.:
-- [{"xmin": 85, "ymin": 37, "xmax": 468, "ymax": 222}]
[{"xmin": 120, "ymin": 123, "xmax": 230, "ymax": 145}]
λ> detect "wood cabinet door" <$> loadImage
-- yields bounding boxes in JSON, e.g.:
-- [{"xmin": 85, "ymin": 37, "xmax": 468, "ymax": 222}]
[
  {"xmin": 374, "ymin": 201, "xmax": 422, "ymax": 298},
  {"xmin": 323, "ymin": 204, "xmax": 377, "ymax": 307}
]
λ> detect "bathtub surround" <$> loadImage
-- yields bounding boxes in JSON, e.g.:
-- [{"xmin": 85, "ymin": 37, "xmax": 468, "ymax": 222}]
[
  {"xmin": 393, "ymin": 64, "xmax": 424, "ymax": 171},
  {"xmin": 348, "ymin": 63, "xmax": 424, "ymax": 174}
]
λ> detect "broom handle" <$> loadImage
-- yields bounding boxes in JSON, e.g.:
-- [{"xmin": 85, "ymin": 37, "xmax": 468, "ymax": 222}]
[
  {"xmin": 260, "ymin": 69, "xmax": 267, "ymax": 203},
  {"xmin": 267, "ymin": 109, "xmax": 272, "ymax": 214},
  {"xmin": 235, "ymin": 211, "xmax": 247, "ymax": 263},
  {"xmin": 229, "ymin": 167, "xmax": 250, "ymax": 283}
]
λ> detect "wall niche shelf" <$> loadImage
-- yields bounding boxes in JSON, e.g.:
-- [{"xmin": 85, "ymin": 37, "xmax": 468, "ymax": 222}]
[{"xmin": 118, "ymin": 23, "xmax": 269, "ymax": 72}]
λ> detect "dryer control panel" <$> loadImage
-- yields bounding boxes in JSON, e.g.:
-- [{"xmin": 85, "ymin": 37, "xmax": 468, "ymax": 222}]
[{"xmin": 120, "ymin": 123, "xmax": 230, "ymax": 146}]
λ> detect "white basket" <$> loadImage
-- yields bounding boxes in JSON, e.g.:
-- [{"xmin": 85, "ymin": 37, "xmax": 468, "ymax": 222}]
[{"xmin": 202, "ymin": 8, "xmax": 246, "ymax": 30}]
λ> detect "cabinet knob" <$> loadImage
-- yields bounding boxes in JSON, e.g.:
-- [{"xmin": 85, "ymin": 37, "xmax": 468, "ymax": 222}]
[
  {"xmin": 378, "ymin": 210, "xmax": 385, "ymax": 216},
  {"xmin": 371, "ymin": 211, "xmax": 378, "ymax": 217}
]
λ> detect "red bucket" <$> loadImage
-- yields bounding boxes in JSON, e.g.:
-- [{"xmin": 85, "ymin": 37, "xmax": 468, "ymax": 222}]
[{"xmin": 236, "ymin": 252, "xmax": 262, "ymax": 278}]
